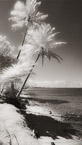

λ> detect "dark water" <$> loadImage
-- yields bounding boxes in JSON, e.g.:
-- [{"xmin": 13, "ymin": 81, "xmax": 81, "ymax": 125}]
[
  {"xmin": 22, "ymin": 87, "xmax": 82, "ymax": 116},
  {"xmin": 23, "ymin": 87, "xmax": 82, "ymax": 113},
  {"xmin": 25, "ymin": 87, "xmax": 82, "ymax": 100},
  {"xmin": 25, "ymin": 87, "xmax": 82, "ymax": 95}
]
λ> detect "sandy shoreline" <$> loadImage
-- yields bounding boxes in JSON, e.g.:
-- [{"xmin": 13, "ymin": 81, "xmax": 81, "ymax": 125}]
[{"xmin": 0, "ymin": 96, "xmax": 82, "ymax": 145}]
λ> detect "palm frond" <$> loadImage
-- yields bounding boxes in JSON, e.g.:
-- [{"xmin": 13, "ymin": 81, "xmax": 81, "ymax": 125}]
[
  {"xmin": 48, "ymin": 50, "xmax": 63, "ymax": 63},
  {"xmin": 0, "ymin": 44, "xmax": 37, "ymax": 91},
  {"xmin": 26, "ymin": 23, "xmax": 65, "ymax": 53},
  {"xmin": 25, "ymin": 23, "xmax": 65, "ymax": 65},
  {"xmin": 0, "ymin": 63, "xmax": 32, "ymax": 90},
  {"xmin": 9, "ymin": 0, "xmax": 48, "ymax": 29},
  {"xmin": 40, "ymin": 49, "xmax": 63, "ymax": 64}
]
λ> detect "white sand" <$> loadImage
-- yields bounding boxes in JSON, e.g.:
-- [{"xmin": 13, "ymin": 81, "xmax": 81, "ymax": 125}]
[{"xmin": 0, "ymin": 103, "xmax": 82, "ymax": 145}]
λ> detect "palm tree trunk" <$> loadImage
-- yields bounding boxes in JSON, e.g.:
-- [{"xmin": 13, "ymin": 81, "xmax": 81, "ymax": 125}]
[
  {"xmin": 12, "ymin": 27, "xmax": 28, "ymax": 97},
  {"xmin": 16, "ymin": 53, "xmax": 40, "ymax": 98},
  {"xmin": 10, "ymin": 81, "xmax": 15, "ymax": 98},
  {"xmin": 10, "ymin": 27, "xmax": 27, "ymax": 98},
  {"xmin": 17, "ymin": 27, "xmax": 28, "ymax": 59}
]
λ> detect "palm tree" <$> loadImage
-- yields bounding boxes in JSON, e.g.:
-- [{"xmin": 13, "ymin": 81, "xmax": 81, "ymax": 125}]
[
  {"xmin": 8, "ymin": 0, "xmax": 48, "ymax": 98},
  {"xmin": 9, "ymin": 0, "xmax": 48, "ymax": 59},
  {"xmin": 16, "ymin": 23, "xmax": 65, "ymax": 97},
  {"xmin": 0, "ymin": 0, "xmax": 66, "ymax": 99}
]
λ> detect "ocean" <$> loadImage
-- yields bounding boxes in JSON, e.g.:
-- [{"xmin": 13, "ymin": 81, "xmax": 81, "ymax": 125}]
[
  {"xmin": 24, "ymin": 88, "xmax": 82, "ymax": 140},
  {"xmin": 25, "ymin": 87, "xmax": 82, "ymax": 101},
  {"xmin": 24, "ymin": 87, "xmax": 82, "ymax": 118}
]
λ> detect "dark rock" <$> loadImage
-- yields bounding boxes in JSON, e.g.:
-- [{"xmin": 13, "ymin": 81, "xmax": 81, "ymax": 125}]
[
  {"xmin": 34, "ymin": 130, "xmax": 40, "ymax": 138},
  {"xmin": 51, "ymin": 142, "xmax": 55, "ymax": 145}
]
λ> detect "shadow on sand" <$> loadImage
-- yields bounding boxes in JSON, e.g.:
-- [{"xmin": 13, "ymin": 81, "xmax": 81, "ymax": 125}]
[{"xmin": 22, "ymin": 111, "xmax": 80, "ymax": 140}]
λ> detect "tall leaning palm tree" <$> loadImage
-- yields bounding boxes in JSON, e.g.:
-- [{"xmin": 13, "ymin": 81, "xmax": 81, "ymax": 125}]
[
  {"xmin": 16, "ymin": 23, "xmax": 65, "ymax": 97},
  {"xmin": 8, "ymin": 0, "xmax": 48, "ymax": 97},
  {"xmin": 9, "ymin": 0, "xmax": 48, "ymax": 59},
  {"xmin": 8, "ymin": 0, "xmax": 66, "ymax": 98}
]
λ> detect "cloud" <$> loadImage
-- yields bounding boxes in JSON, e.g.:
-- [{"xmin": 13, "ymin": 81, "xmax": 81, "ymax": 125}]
[{"xmin": 27, "ymin": 80, "xmax": 82, "ymax": 88}]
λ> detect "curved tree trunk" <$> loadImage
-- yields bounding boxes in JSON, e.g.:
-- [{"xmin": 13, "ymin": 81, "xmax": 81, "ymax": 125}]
[
  {"xmin": 17, "ymin": 27, "xmax": 28, "ymax": 59},
  {"xmin": 11, "ymin": 27, "xmax": 28, "ymax": 98},
  {"xmin": 17, "ymin": 53, "xmax": 40, "ymax": 98}
]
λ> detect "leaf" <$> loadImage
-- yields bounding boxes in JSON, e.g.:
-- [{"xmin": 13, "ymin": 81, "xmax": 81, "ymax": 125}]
[
  {"xmin": 48, "ymin": 50, "xmax": 63, "ymax": 63},
  {"xmin": 9, "ymin": 0, "xmax": 48, "ymax": 29},
  {"xmin": 40, "ymin": 49, "xmax": 63, "ymax": 64}
]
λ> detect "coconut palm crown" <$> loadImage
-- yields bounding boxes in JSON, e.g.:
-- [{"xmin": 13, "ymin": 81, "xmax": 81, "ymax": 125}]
[
  {"xmin": 9, "ymin": 0, "xmax": 48, "ymax": 29},
  {"xmin": 25, "ymin": 23, "xmax": 65, "ymax": 64},
  {"xmin": 0, "ymin": 44, "xmax": 36, "ymax": 92}
]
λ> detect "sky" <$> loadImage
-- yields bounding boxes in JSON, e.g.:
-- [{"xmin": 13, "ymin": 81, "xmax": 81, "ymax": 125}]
[{"xmin": 0, "ymin": 0, "xmax": 82, "ymax": 84}]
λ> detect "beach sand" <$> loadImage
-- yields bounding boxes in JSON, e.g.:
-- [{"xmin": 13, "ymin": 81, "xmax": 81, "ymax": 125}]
[
  {"xmin": 0, "ymin": 95, "xmax": 82, "ymax": 145},
  {"xmin": 0, "ymin": 89, "xmax": 82, "ymax": 145}
]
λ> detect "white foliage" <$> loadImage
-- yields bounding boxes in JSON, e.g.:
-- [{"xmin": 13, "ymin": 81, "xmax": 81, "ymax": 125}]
[
  {"xmin": 14, "ymin": 1, "xmax": 25, "ymax": 11},
  {"xmin": 18, "ymin": 44, "xmax": 38, "ymax": 63},
  {"xmin": 0, "ymin": 23, "xmax": 65, "ymax": 88},
  {"xmin": 9, "ymin": 0, "xmax": 48, "ymax": 29},
  {"xmin": 0, "ymin": 0, "xmax": 66, "ymax": 93},
  {"xmin": 0, "ymin": 35, "xmax": 15, "ymax": 57},
  {"xmin": 0, "ymin": 44, "xmax": 35, "ymax": 88},
  {"xmin": 26, "ymin": 23, "xmax": 64, "ymax": 53},
  {"xmin": 0, "ymin": 63, "xmax": 31, "ymax": 89}
]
